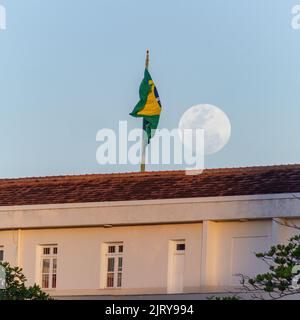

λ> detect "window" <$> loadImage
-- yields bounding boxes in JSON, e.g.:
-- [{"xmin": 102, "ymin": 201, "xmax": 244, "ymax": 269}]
[
  {"xmin": 105, "ymin": 243, "xmax": 123, "ymax": 288},
  {"xmin": 0, "ymin": 247, "xmax": 3, "ymax": 262},
  {"xmin": 40, "ymin": 245, "xmax": 58, "ymax": 289},
  {"xmin": 176, "ymin": 243, "xmax": 186, "ymax": 251}
]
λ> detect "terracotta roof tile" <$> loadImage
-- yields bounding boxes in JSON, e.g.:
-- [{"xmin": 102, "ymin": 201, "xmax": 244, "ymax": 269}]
[{"xmin": 0, "ymin": 165, "xmax": 300, "ymax": 206}]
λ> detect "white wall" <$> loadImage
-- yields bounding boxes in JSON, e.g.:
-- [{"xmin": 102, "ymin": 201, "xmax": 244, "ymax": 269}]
[
  {"xmin": 10, "ymin": 224, "xmax": 202, "ymax": 293},
  {"xmin": 1, "ymin": 193, "xmax": 300, "ymax": 296},
  {"xmin": 206, "ymin": 219, "xmax": 300, "ymax": 287},
  {"xmin": 1, "ymin": 219, "xmax": 300, "ymax": 295},
  {"xmin": 214, "ymin": 220, "xmax": 272, "ymax": 286},
  {"xmin": 0, "ymin": 230, "xmax": 19, "ymax": 266}
]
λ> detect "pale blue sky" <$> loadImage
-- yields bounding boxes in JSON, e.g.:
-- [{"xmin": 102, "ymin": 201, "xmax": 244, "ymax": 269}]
[{"xmin": 0, "ymin": 0, "xmax": 299, "ymax": 178}]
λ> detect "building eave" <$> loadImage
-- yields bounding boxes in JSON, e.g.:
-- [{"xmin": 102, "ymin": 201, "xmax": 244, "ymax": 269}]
[{"xmin": 0, "ymin": 192, "xmax": 299, "ymax": 212}]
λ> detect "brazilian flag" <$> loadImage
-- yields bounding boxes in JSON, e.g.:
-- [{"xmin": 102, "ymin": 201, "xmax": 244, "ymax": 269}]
[{"xmin": 130, "ymin": 69, "xmax": 162, "ymax": 144}]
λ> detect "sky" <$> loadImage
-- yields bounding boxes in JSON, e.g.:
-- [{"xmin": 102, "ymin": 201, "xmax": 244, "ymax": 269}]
[{"xmin": 0, "ymin": 0, "xmax": 299, "ymax": 178}]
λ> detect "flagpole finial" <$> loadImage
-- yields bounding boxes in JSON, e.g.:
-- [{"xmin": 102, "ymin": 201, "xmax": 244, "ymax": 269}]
[{"xmin": 145, "ymin": 50, "xmax": 150, "ymax": 69}]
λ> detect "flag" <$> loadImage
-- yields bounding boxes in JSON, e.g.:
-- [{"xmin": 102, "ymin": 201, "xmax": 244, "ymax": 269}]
[{"xmin": 130, "ymin": 68, "xmax": 162, "ymax": 143}]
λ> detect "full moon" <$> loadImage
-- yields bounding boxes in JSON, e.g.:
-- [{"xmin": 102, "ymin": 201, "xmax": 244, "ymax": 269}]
[{"xmin": 178, "ymin": 104, "xmax": 231, "ymax": 155}]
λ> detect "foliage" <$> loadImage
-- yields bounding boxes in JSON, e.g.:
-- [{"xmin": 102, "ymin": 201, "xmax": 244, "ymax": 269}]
[
  {"xmin": 240, "ymin": 235, "xmax": 300, "ymax": 299},
  {"xmin": 0, "ymin": 261, "xmax": 52, "ymax": 300}
]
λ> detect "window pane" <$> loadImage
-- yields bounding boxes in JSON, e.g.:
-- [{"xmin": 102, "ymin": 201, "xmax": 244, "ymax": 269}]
[
  {"xmin": 0, "ymin": 250, "xmax": 3, "ymax": 262},
  {"xmin": 118, "ymin": 257, "xmax": 123, "ymax": 272},
  {"xmin": 107, "ymin": 257, "xmax": 115, "ymax": 272},
  {"xmin": 53, "ymin": 247, "xmax": 58, "ymax": 255},
  {"xmin": 52, "ymin": 274, "xmax": 57, "ymax": 289},
  {"xmin": 42, "ymin": 274, "xmax": 49, "ymax": 288},
  {"xmin": 176, "ymin": 243, "xmax": 186, "ymax": 251},
  {"xmin": 108, "ymin": 246, "xmax": 115, "ymax": 253},
  {"xmin": 106, "ymin": 243, "xmax": 123, "ymax": 288},
  {"xmin": 52, "ymin": 258, "xmax": 57, "ymax": 273},
  {"xmin": 117, "ymin": 273, "xmax": 122, "ymax": 287},
  {"xmin": 43, "ymin": 247, "xmax": 50, "ymax": 255},
  {"xmin": 107, "ymin": 273, "xmax": 114, "ymax": 288},
  {"xmin": 42, "ymin": 259, "xmax": 50, "ymax": 273}
]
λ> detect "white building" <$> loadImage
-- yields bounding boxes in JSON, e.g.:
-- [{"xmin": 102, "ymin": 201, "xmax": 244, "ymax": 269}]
[{"xmin": 0, "ymin": 164, "xmax": 300, "ymax": 298}]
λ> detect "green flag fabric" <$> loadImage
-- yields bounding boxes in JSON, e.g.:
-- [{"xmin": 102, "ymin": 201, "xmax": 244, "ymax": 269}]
[{"xmin": 130, "ymin": 69, "xmax": 162, "ymax": 143}]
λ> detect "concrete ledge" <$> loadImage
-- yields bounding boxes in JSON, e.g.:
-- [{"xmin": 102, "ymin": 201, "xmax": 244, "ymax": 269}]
[{"xmin": 0, "ymin": 193, "xmax": 300, "ymax": 230}]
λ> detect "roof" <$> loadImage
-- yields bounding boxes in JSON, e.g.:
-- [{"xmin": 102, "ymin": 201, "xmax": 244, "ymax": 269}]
[{"xmin": 0, "ymin": 164, "xmax": 300, "ymax": 207}]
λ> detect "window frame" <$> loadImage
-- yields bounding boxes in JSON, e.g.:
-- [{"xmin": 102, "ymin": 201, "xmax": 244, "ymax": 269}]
[
  {"xmin": 40, "ymin": 245, "xmax": 58, "ymax": 290},
  {"xmin": 0, "ymin": 246, "xmax": 4, "ymax": 262},
  {"xmin": 104, "ymin": 242, "xmax": 124, "ymax": 289},
  {"xmin": 173, "ymin": 240, "xmax": 186, "ymax": 256}
]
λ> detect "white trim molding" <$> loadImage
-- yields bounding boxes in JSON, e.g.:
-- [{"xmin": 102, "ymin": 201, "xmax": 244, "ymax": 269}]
[{"xmin": 0, "ymin": 193, "xmax": 300, "ymax": 230}]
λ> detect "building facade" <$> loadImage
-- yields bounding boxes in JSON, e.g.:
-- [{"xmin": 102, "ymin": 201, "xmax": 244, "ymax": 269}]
[{"xmin": 0, "ymin": 165, "xmax": 300, "ymax": 298}]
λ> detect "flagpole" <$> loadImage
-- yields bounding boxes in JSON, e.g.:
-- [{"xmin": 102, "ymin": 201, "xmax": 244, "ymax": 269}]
[{"xmin": 140, "ymin": 50, "xmax": 149, "ymax": 173}]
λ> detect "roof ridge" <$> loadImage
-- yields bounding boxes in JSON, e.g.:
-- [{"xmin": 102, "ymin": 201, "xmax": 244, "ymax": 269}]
[{"xmin": 0, "ymin": 164, "xmax": 300, "ymax": 184}]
